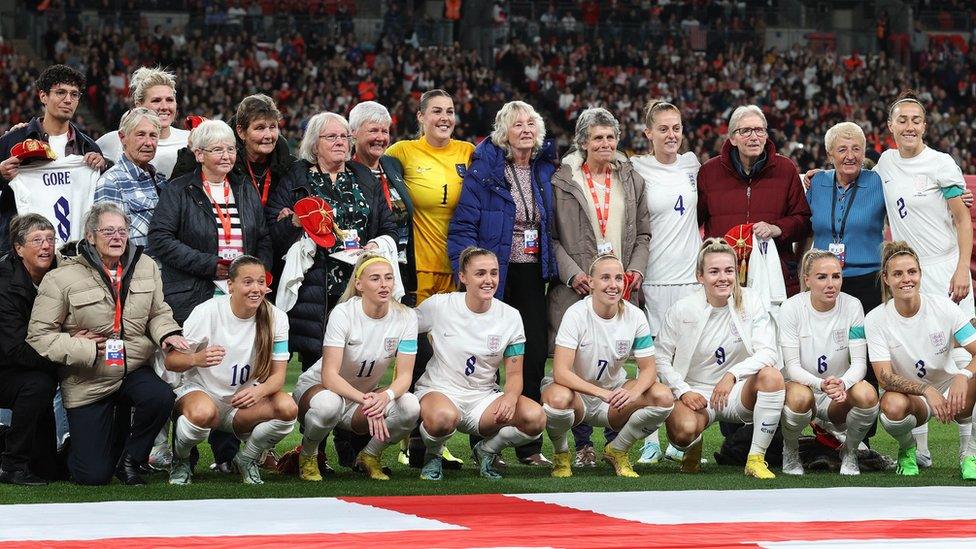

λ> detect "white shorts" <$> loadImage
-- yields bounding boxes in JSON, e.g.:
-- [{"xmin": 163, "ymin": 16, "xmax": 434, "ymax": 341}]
[
  {"xmin": 576, "ymin": 379, "xmax": 628, "ymax": 428},
  {"xmin": 689, "ymin": 379, "xmax": 752, "ymax": 425},
  {"xmin": 643, "ymin": 283, "xmax": 700, "ymax": 337},
  {"xmin": 415, "ymin": 386, "xmax": 503, "ymax": 436},
  {"xmin": 921, "ymin": 254, "xmax": 975, "ymax": 317},
  {"xmin": 292, "ymin": 376, "xmax": 320, "ymax": 408},
  {"xmin": 174, "ymin": 384, "xmax": 238, "ymax": 434},
  {"xmin": 299, "ymin": 390, "xmax": 360, "ymax": 431},
  {"xmin": 812, "ymin": 390, "xmax": 838, "ymax": 424}
]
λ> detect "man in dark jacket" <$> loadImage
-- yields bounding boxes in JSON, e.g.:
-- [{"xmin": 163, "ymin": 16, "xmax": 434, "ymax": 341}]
[
  {"xmin": 0, "ymin": 214, "xmax": 61, "ymax": 485},
  {"xmin": 697, "ymin": 104, "xmax": 811, "ymax": 295},
  {"xmin": 0, "ymin": 64, "xmax": 106, "ymax": 255}
]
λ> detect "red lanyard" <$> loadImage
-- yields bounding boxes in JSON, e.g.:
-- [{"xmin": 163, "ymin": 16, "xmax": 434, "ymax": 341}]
[
  {"xmin": 105, "ymin": 264, "xmax": 123, "ymax": 337},
  {"xmin": 582, "ymin": 163, "xmax": 611, "ymax": 238},
  {"xmin": 202, "ymin": 174, "xmax": 233, "ymax": 245},
  {"xmin": 377, "ymin": 168, "xmax": 393, "ymax": 211},
  {"xmin": 246, "ymin": 161, "xmax": 271, "ymax": 206}
]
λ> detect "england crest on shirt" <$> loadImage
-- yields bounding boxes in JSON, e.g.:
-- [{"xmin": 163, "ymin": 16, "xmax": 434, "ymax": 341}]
[
  {"xmin": 832, "ymin": 329, "xmax": 846, "ymax": 345},
  {"xmin": 384, "ymin": 337, "xmax": 398, "ymax": 356},
  {"xmin": 930, "ymin": 331, "xmax": 948, "ymax": 353},
  {"xmin": 487, "ymin": 335, "xmax": 501, "ymax": 354},
  {"xmin": 687, "ymin": 172, "xmax": 697, "ymax": 191},
  {"xmin": 615, "ymin": 340, "xmax": 630, "ymax": 357}
]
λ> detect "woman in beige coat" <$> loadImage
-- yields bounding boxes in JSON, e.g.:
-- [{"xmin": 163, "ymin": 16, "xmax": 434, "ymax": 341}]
[
  {"xmin": 548, "ymin": 107, "xmax": 651, "ymax": 464},
  {"xmin": 28, "ymin": 203, "xmax": 187, "ymax": 486}
]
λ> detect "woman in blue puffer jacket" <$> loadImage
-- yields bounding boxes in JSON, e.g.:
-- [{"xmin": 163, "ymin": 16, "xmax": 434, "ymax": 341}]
[{"xmin": 447, "ymin": 100, "xmax": 558, "ymax": 466}]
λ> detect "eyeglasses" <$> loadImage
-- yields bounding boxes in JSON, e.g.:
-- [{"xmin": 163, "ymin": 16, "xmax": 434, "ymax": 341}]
[
  {"xmin": 200, "ymin": 146, "xmax": 237, "ymax": 157},
  {"xmin": 319, "ymin": 134, "xmax": 351, "ymax": 143},
  {"xmin": 734, "ymin": 127, "xmax": 768, "ymax": 138},
  {"xmin": 97, "ymin": 227, "xmax": 129, "ymax": 238},
  {"xmin": 26, "ymin": 236, "xmax": 56, "ymax": 248},
  {"xmin": 49, "ymin": 88, "xmax": 82, "ymax": 101}
]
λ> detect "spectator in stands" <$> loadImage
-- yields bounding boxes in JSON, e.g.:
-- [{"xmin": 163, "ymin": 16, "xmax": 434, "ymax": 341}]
[
  {"xmin": 27, "ymin": 203, "xmax": 186, "ymax": 485},
  {"xmin": 696, "ymin": 105, "xmax": 811, "ymax": 295},
  {"xmin": 94, "ymin": 108, "xmax": 166, "ymax": 250},
  {"xmin": 349, "ymin": 101, "xmax": 414, "ymax": 299},
  {"xmin": 267, "ymin": 112, "xmax": 397, "ymax": 371},
  {"xmin": 0, "ymin": 215, "xmax": 61, "ymax": 486},
  {"xmin": 96, "ymin": 67, "xmax": 189, "ymax": 180},
  {"xmin": 447, "ymin": 100, "xmax": 558, "ymax": 467},
  {"xmin": 0, "ymin": 64, "xmax": 105, "ymax": 255},
  {"xmin": 148, "ymin": 120, "xmax": 272, "ymax": 325}
]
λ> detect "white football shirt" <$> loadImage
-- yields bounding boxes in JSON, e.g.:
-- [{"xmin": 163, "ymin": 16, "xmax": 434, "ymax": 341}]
[
  {"xmin": 9, "ymin": 155, "xmax": 98, "ymax": 246},
  {"xmin": 686, "ymin": 305, "xmax": 749, "ymax": 390},
  {"xmin": 630, "ymin": 151, "xmax": 702, "ymax": 284},
  {"xmin": 415, "ymin": 293, "xmax": 526, "ymax": 396},
  {"xmin": 865, "ymin": 295, "xmax": 976, "ymax": 391},
  {"xmin": 297, "ymin": 297, "xmax": 418, "ymax": 393},
  {"xmin": 778, "ymin": 291, "xmax": 866, "ymax": 386},
  {"xmin": 97, "ymin": 127, "xmax": 190, "ymax": 180},
  {"xmin": 180, "ymin": 295, "xmax": 290, "ymax": 402},
  {"xmin": 554, "ymin": 297, "xmax": 654, "ymax": 390},
  {"xmin": 875, "ymin": 147, "xmax": 965, "ymax": 263}
]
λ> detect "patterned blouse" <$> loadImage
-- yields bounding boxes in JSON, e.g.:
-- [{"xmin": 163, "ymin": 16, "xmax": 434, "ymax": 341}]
[{"xmin": 308, "ymin": 166, "xmax": 370, "ymax": 294}]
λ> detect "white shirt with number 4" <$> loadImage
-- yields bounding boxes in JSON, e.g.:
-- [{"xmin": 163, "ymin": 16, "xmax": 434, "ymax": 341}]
[
  {"xmin": 415, "ymin": 293, "xmax": 525, "ymax": 397},
  {"xmin": 180, "ymin": 295, "xmax": 290, "ymax": 402},
  {"xmin": 554, "ymin": 297, "xmax": 654, "ymax": 390}
]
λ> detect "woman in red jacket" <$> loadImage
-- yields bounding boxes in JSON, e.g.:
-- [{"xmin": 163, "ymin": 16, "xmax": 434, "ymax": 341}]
[{"xmin": 696, "ymin": 105, "xmax": 811, "ymax": 295}]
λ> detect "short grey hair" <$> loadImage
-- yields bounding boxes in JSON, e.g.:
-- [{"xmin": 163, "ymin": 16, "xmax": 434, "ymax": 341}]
[
  {"xmin": 348, "ymin": 101, "xmax": 392, "ymax": 132},
  {"xmin": 490, "ymin": 101, "xmax": 546, "ymax": 160},
  {"xmin": 118, "ymin": 107, "xmax": 161, "ymax": 136},
  {"xmin": 9, "ymin": 213, "xmax": 54, "ymax": 249},
  {"xmin": 300, "ymin": 112, "xmax": 350, "ymax": 164},
  {"xmin": 824, "ymin": 121, "xmax": 866, "ymax": 152},
  {"xmin": 573, "ymin": 107, "xmax": 620, "ymax": 156},
  {"xmin": 191, "ymin": 120, "xmax": 235, "ymax": 151},
  {"xmin": 83, "ymin": 203, "xmax": 130, "ymax": 239},
  {"xmin": 728, "ymin": 105, "xmax": 767, "ymax": 135}
]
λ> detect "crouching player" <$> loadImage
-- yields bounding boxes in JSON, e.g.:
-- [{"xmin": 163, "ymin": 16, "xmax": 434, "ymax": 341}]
[
  {"xmin": 866, "ymin": 242, "xmax": 976, "ymax": 478},
  {"xmin": 542, "ymin": 254, "xmax": 673, "ymax": 478},
  {"xmin": 778, "ymin": 249, "xmax": 878, "ymax": 476},
  {"xmin": 166, "ymin": 256, "xmax": 297, "ymax": 485},
  {"xmin": 656, "ymin": 239, "xmax": 785, "ymax": 479},
  {"xmin": 292, "ymin": 254, "xmax": 420, "ymax": 481},
  {"xmin": 415, "ymin": 247, "xmax": 545, "ymax": 480}
]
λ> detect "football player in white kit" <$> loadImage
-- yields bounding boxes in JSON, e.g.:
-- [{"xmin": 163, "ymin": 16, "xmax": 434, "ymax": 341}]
[
  {"xmin": 778, "ymin": 249, "xmax": 879, "ymax": 476},
  {"xmin": 165, "ymin": 256, "xmax": 297, "ymax": 485},
  {"xmin": 630, "ymin": 100, "xmax": 701, "ymax": 465},
  {"xmin": 866, "ymin": 242, "xmax": 976, "ymax": 478},
  {"xmin": 415, "ymin": 247, "xmax": 545, "ymax": 480},
  {"xmin": 542, "ymin": 254, "xmax": 674, "ymax": 478},
  {"xmin": 874, "ymin": 91, "xmax": 975, "ymax": 467},
  {"xmin": 657, "ymin": 239, "xmax": 785, "ymax": 479},
  {"xmin": 292, "ymin": 254, "xmax": 420, "ymax": 481}
]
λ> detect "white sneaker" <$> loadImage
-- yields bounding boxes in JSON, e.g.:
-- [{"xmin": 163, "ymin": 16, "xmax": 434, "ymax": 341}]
[
  {"xmin": 781, "ymin": 444, "xmax": 804, "ymax": 475},
  {"xmin": 664, "ymin": 444, "xmax": 684, "ymax": 462},
  {"xmin": 916, "ymin": 450, "xmax": 933, "ymax": 468},
  {"xmin": 840, "ymin": 448, "xmax": 860, "ymax": 476},
  {"xmin": 637, "ymin": 441, "xmax": 663, "ymax": 464},
  {"xmin": 148, "ymin": 444, "xmax": 173, "ymax": 470}
]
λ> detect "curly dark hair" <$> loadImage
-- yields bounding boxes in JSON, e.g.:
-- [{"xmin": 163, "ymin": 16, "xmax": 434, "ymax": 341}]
[{"xmin": 35, "ymin": 64, "xmax": 86, "ymax": 94}]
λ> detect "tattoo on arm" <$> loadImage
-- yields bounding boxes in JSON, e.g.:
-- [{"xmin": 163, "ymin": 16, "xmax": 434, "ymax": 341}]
[{"xmin": 880, "ymin": 370, "xmax": 928, "ymax": 396}]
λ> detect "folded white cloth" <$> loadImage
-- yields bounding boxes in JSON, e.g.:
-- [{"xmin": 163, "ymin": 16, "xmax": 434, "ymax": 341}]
[
  {"xmin": 276, "ymin": 236, "xmax": 317, "ymax": 312},
  {"xmin": 747, "ymin": 233, "xmax": 787, "ymax": 313}
]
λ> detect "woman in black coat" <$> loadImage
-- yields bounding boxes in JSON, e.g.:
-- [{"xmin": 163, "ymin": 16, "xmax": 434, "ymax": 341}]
[{"xmin": 266, "ymin": 112, "xmax": 397, "ymax": 370}]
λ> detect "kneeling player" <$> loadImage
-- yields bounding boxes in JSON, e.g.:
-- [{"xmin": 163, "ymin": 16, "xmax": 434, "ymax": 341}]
[
  {"xmin": 293, "ymin": 255, "xmax": 420, "ymax": 481},
  {"xmin": 657, "ymin": 239, "xmax": 785, "ymax": 479},
  {"xmin": 415, "ymin": 247, "xmax": 545, "ymax": 480},
  {"xmin": 866, "ymin": 242, "xmax": 976, "ymax": 478},
  {"xmin": 542, "ymin": 254, "xmax": 673, "ymax": 478},
  {"xmin": 166, "ymin": 256, "xmax": 297, "ymax": 485},
  {"xmin": 778, "ymin": 250, "xmax": 878, "ymax": 476}
]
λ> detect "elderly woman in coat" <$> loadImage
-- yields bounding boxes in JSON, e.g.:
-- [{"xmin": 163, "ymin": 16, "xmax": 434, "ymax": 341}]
[{"xmin": 28, "ymin": 203, "xmax": 187, "ymax": 486}]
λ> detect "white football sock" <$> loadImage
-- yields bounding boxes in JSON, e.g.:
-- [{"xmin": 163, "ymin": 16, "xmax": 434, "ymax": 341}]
[
  {"xmin": 301, "ymin": 391, "xmax": 342, "ymax": 457},
  {"xmin": 364, "ymin": 393, "xmax": 421, "ymax": 456},
  {"xmin": 912, "ymin": 424, "xmax": 930, "ymax": 453},
  {"xmin": 543, "ymin": 404, "xmax": 575, "ymax": 453},
  {"xmin": 749, "ymin": 389, "xmax": 785, "ymax": 455},
  {"xmin": 958, "ymin": 418, "xmax": 973, "ymax": 459},
  {"xmin": 881, "ymin": 413, "xmax": 918, "ymax": 450},
  {"xmin": 609, "ymin": 405, "xmax": 673, "ymax": 452},
  {"xmin": 845, "ymin": 405, "xmax": 879, "ymax": 452},
  {"xmin": 419, "ymin": 422, "xmax": 453, "ymax": 456},
  {"xmin": 779, "ymin": 406, "xmax": 812, "ymax": 451},
  {"xmin": 481, "ymin": 425, "xmax": 538, "ymax": 454},
  {"xmin": 643, "ymin": 428, "xmax": 661, "ymax": 445},
  {"xmin": 241, "ymin": 419, "xmax": 295, "ymax": 461},
  {"xmin": 174, "ymin": 415, "xmax": 211, "ymax": 459}
]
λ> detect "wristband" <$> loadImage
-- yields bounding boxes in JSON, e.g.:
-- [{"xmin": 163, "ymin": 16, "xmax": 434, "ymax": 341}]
[
  {"xmin": 385, "ymin": 388, "xmax": 396, "ymax": 401},
  {"xmin": 958, "ymin": 369, "xmax": 974, "ymax": 380}
]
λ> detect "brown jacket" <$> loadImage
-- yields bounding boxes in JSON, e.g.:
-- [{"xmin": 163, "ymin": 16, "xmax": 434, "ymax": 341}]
[
  {"xmin": 547, "ymin": 150, "xmax": 651, "ymax": 349},
  {"xmin": 27, "ymin": 241, "xmax": 182, "ymax": 408}
]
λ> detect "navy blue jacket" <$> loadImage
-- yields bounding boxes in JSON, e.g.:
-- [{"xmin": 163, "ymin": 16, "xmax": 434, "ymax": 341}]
[{"xmin": 448, "ymin": 138, "xmax": 558, "ymax": 296}]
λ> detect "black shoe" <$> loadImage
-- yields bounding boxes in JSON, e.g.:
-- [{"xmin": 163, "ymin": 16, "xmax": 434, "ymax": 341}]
[
  {"xmin": 0, "ymin": 467, "xmax": 48, "ymax": 486},
  {"xmin": 115, "ymin": 455, "xmax": 147, "ymax": 485}
]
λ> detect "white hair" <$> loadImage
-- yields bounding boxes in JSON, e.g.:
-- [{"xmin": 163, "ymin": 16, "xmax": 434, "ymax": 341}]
[
  {"xmin": 489, "ymin": 101, "xmax": 546, "ymax": 160},
  {"xmin": 191, "ymin": 120, "xmax": 235, "ymax": 151},
  {"xmin": 129, "ymin": 66, "xmax": 177, "ymax": 105},
  {"xmin": 299, "ymin": 112, "xmax": 350, "ymax": 164},
  {"xmin": 728, "ymin": 105, "xmax": 767, "ymax": 135},
  {"xmin": 573, "ymin": 107, "xmax": 619, "ymax": 157},
  {"xmin": 348, "ymin": 101, "xmax": 392, "ymax": 132},
  {"xmin": 118, "ymin": 107, "xmax": 161, "ymax": 136},
  {"xmin": 824, "ymin": 121, "xmax": 866, "ymax": 152}
]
